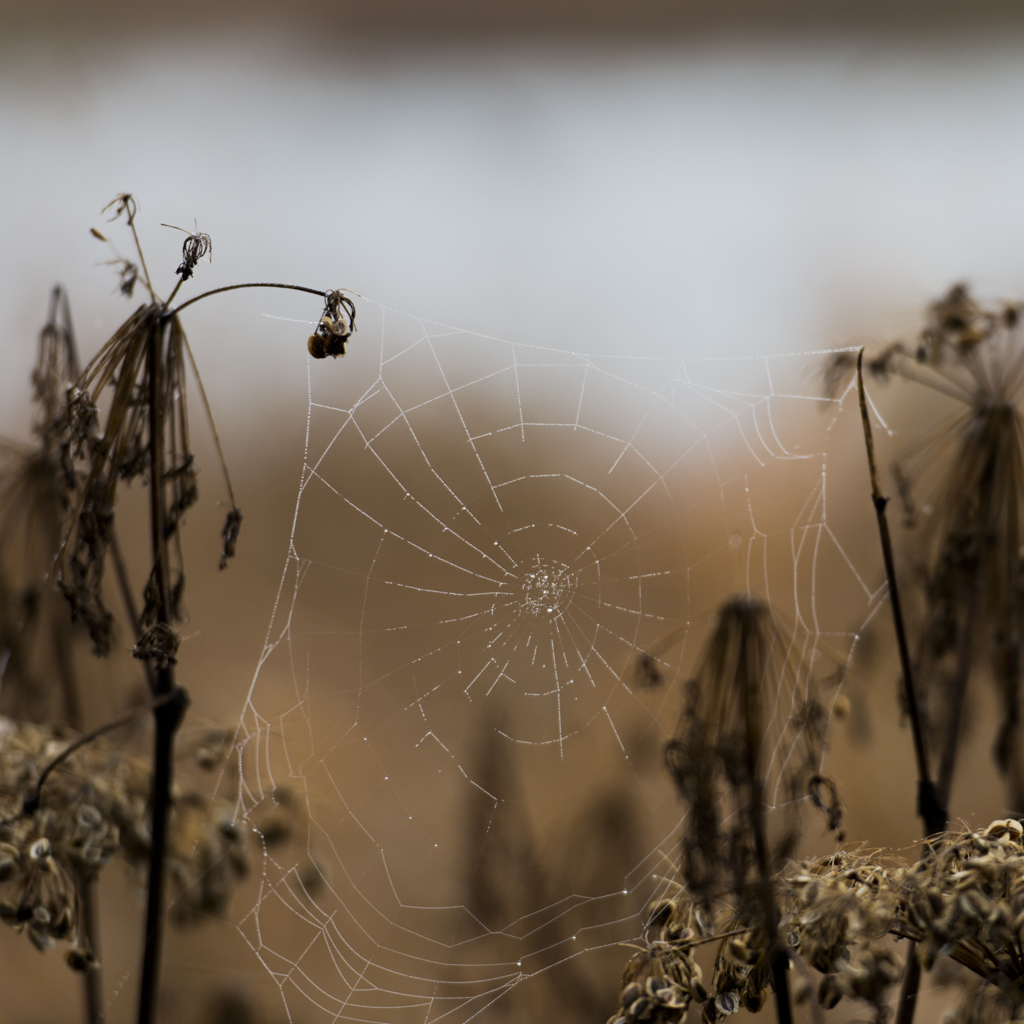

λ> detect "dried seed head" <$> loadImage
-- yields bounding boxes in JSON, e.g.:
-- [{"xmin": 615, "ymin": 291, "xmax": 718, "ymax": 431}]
[
  {"xmin": 308, "ymin": 291, "xmax": 356, "ymax": 359},
  {"xmin": 163, "ymin": 222, "xmax": 213, "ymax": 281},
  {"xmin": 102, "ymin": 193, "xmax": 138, "ymax": 224}
]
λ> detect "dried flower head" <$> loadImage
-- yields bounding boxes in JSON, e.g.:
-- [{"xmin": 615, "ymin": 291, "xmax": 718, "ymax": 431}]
[
  {"xmin": 0, "ymin": 714, "xmax": 252, "ymax": 964},
  {"xmin": 308, "ymin": 290, "xmax": 356, "ymax": 359},
  {"xmin": 162, "ymin": 222, "xmax": 213, "ymax": 281},
  {"xmin": 102, "ymin": 193, "xmax": 138, "ymax": 225}
]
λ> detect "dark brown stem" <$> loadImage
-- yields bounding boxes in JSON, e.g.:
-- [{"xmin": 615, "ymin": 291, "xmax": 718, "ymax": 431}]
[
  {"xmin": 859, "ymin": 353, "xmax": 949, "ymax": 1024},
  {"xmin": 77, "ymin": 870, "xmax": 104, "ymax": 1024},
  {"xmin": 136, "ymin": 317, "xmax": 189, "ymax": 1024},
  {"xmin": 162, "ymin": 277, "xmax": 185, "ymax": 311},
  {"xmin": 169, "ymin": 281, "xmax": 328, "ymax": 317},
  {"xmin": 894, "ymin": 952, "xmax": 922, "ymax": 1024},
  {"xmin": 857, "ymin": 351, "xmax": 946, "ymax": 835}
]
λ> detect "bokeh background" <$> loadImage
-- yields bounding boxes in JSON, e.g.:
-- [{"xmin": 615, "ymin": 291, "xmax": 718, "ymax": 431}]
[{"xmin": 4, "ymin": 1, "xmax": 1024, "ymax": 1021}]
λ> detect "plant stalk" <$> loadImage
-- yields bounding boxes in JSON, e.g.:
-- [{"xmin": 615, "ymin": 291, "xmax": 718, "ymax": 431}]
[
  {"xmin": 77, "ymin": 871, "xmax": 104, "ymax": 1024},
  {"xmin": 857, "ymin": 351, "xmax": 946, "ymax": 836},
  {"xmin": 858, "ymin": 353, "xmax": 949, "ymax": 1024},
  {"xmin": 136, "ymin": 316, "xmax": 188, "ymax": 1024},
  {"xmin": 169, "ymin": 281, "xmax": 328, "ymax": 318}
]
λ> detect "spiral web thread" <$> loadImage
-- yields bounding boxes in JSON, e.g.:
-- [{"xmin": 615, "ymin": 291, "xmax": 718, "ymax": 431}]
[{"xmin": 229, "ymin": 301, "xmax": 881, "ymax": 1024}]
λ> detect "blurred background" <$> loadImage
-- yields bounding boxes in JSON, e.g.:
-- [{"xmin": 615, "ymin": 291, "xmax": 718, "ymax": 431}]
[{"xmin": 5, "ymin": 1, "xmax": 1024, "ymax": 1021}]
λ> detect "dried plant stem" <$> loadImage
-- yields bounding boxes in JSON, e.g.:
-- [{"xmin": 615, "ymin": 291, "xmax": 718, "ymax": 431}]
[
  {"xmin": 169, "ymin": 281, "xmax": 328, "ymax": 317},
  {"xmin": 856, "ymin": 351, "xmax": 946, "ymax": 836},
  {"xmin": 137, "ymin": 319, "xmax": 188, "ymax": 1024},
  {"xmin": 894, "ymin": 956, "xmax": 922, "ymax": 1024},
  {"xmin": 859, "ymin": 352, "xmax": 949, "ymax": 1024},
  {"xmin": 126, "ymin": 214, "xmax": 156, "ymax": 304},
  {"xmin": 76, "ymin": 871, "xmax": 104, "ymax": 1024}
]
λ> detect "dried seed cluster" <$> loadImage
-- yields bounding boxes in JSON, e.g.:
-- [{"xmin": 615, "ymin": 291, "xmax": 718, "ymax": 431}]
[
  {"xmin": 308, "ymin": 290, "xmax": 356, "ymax": 359},
  {"xmin": 612, "ymin": 820, "xmax": 1024, "ymax": 1024},
  {"xmin": 608, "ymin": 899, "xmax": 707, "ymax": 1024},
  {"xmin": 0, "ymin": 715, "xmax": 251, "ymax": 966}
]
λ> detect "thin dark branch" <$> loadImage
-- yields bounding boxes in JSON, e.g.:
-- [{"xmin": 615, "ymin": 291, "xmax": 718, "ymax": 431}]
[
  {"xmin": 168, "ymin": 282, "xmax": 328, "ymax": 318},
  {"xmin": 137, "ymin": 317, "xmax": 189, "ymax": 1024},
  {"xmin": 859, "ymin": 351, "xmax": 949, "ymax": 1024},
  {"xmin": 77, "ymin": 874, "xmax": 104, "ymax": 1024},
  {"xmin": 857, "ymin": 350, "xmax": 946, "ymax": 835}
]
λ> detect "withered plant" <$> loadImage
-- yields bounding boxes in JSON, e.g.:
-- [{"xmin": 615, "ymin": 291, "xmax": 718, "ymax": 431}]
[
  {"xmin": 828, "ymin": 285, "xmax": 1024, "ymax": 818},
  {"xmin": 823, "ymin": 286, "xmax": 1024, "ymax": 1022},
  {"xmin": 0, "ymin": 194, "xmax": 356, "ymax": 1024},
  {"xmin": 618, "ymin": 596, "xmax": 843, "ymax": 1024}
]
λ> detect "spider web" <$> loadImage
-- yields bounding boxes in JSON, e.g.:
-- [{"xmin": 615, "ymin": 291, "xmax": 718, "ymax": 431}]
[{"xmin": 230, "ymin": 301, "xmax": 879, "ymax": 1024}]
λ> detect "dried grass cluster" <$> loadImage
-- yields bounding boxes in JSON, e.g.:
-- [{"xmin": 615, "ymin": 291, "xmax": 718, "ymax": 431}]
[
  {"xmin": 612, "ymin": 819, "xmax": 1024, "ymax": 1024},
  {"xmin": 0, "ymin": 715, "xmax": 249, "ymax": 962},
  {"xmin": 0, "ymin": 195, "xmax": 346, "ymax": 1023}
]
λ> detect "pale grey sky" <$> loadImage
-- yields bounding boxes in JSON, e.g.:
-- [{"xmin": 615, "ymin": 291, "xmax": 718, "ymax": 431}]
[{"xmin": 3, "ymin": 28, "xmax": 1024, "ymax": 434}]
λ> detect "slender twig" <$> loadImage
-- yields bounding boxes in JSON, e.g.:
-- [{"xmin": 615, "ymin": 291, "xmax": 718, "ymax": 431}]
[
  {"xmin": 76, "ymin": 870, "xmax": 104, "ymax": 1024},
  {"xmin": 857, "ymin": 351, "xmax": 946, "ymax": 836},
  {"xmin": 124, "ymin": 208, "xmax": 156, "ymax": 305},
  {"xmin": 180, "ymin": 334, "xmax": 236, "ymax": 508},
  {"xmin": 859, "ymin": 352, "xmax": 949, "ymax": 1024},
  {"xmin": 169, "ymin": 281, "xmax": 328, "ymax": 317}
]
